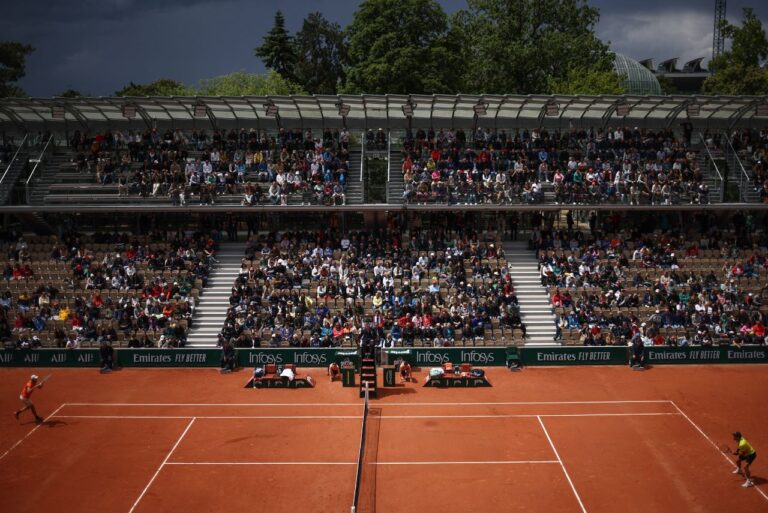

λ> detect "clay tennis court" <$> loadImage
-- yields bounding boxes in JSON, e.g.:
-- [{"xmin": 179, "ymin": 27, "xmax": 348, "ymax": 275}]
[{"xmin": 1, "ymin": 365, "xmax": 767, "ymax": 513}]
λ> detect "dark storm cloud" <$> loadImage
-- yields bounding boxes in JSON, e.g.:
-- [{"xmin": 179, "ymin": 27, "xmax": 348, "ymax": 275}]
[
  {"xmin": 2, "ymin": 0, "xmax": 224, "ymax": 22},
  {"xmin": 5, "ymin": 0, "xmax": 768, "ymax": 96}
]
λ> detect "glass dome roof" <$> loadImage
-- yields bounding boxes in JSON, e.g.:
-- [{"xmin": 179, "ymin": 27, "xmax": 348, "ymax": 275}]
[{"xmin": 614, "ymin": 53, "xmax": 663, "ymax": 95}]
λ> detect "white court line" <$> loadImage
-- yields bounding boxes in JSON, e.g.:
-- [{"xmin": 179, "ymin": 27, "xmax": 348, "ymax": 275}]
[
  {"xmin": 51, "ymin": 412, "xmax": 681, "ymax": 420},
  {"xmin": 164, "ymin": 460, "xmax": 559, "ymax": 466},
  {"xmin": 370, "ymin": 460, "xmax": 559, "ymax": 465},
  {"xmin": 128, "ymin": 417, "xmax": 196, "ymax": 513},
  {"xmin": 55, "ymin": 415, "xmax": 360, "ymax": 419},
  {"xmin": 63, "ymin": 400, "xmax": 672, "ymax": 407},
  {"xmin": 0, "ymin": 403, "xmax": 66, "ymax": 463},
  {"xmin": 166, "ymin": 461, "xmax": 356, "ymax": 466},
  {"xmin": 538, "ymin": 416, "xmax": 588, "ymax": 513},
  {"xmin": 670, "ymin": 401, "xmax": 768, "ymax": 503},
  {"xmin": 380, "ymin": 413, "xmax": 680, "ymax": 419}
]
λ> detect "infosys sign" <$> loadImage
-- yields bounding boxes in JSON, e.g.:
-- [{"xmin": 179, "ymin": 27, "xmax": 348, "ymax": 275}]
[
  {"xmin": 385, "ymin": 348, "xmax": 506, "ymax": 366},
  {"xmin": 238, "ymin": 349, "xmax": 359, "ymax": 367}
]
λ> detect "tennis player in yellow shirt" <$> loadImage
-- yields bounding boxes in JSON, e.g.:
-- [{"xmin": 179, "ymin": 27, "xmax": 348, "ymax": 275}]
[{"xmin": 732, "ymin": 431, "xmax": 756, "ymax": 487}]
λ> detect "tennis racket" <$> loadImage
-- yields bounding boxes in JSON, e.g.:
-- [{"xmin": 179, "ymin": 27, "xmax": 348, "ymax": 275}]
[
  {"xmin": 38, "ymin": 374, "xmax": 52, "ymax": 387},
  {"xmin": 719, "ymin": 443, "xmax": 733, "ymax": 455}
]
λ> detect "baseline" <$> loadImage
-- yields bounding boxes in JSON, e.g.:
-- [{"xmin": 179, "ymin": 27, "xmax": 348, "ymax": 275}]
[
  {"xmin": 671, "ymin": 401, "xmax": 768, "ymax": 503},
  {"xmin": 0, "ymin": 403, "xmax": 65, "ymax": 462}
]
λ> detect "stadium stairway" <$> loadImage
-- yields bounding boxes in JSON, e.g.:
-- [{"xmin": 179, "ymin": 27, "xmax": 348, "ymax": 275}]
[
  {"xmin": 503, "ymin": 241, "xmax": 558, "ymax": 346},
  {"xmin": 386, "ymin": 153, "xmax": 404, "ymax": 204},
  {"xmin": 346, "ymin": 150, "xmax": 363, "ymax": 204},
  {"xmin": 185, "ymin": 241, "xmax": 247, "ymax": 348},
  {"xmin": 0, "ymin": 149, "xmax": 29, "ymax": 205}
]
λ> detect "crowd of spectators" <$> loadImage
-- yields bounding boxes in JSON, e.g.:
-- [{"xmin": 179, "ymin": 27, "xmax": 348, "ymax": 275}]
[
  {"xmin": 217, "ymin": 227, "xmax": 526, "ymax": 349},
  {"xmin": 68, "ymin": 127, "xmax": 351, "ymax": 206},
  {"xmin": 534, "ymin": 225, "xmax": 768, "ymax": 347},
  {"xmin": 1, "ymin": 231, "xmax": 216, "ymax": 349},
  {"xmin": 400, "ymin": 126, "xmax": 710, "ymax": 205}
]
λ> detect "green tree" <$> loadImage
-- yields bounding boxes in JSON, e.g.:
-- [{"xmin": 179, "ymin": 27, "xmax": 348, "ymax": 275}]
[
  {"xmin": 549, "ymin": 68, "xmax": 625, "ymax": 95},
  {"xmin": 58, "ymin": 89, "xmax": 84, "ymax": 98},
  {"xmin": 115, "ymin": 79, "xmax": 191, "ymax": 96},
  {"xmin": 293, "ymin": 12, "xmax": 348, "ymax": 94},
  {"xmin": 703, "ymin": 8, "xmax": 768, "ymax": 95},
  {"xmin": 196, "ymin": 70, "xmax": 305, "ymax": 96},
  {"xmin": 344, "ymin": 0, "xmax": 460, "ymax": 94},
  {"xmin": 454, "ymin": 0, "xmax": 614, "ymax": 94},
  {"xmin": 255, "ymin": 11, "xmax": 297, "ymax": 82},
  {"xmin": 0, "ymin": 42, "xmax": 34, "ymax": 97},
  {"xmin": 655, "ymin": 74, "xmax": 677, "ymax": 95}
]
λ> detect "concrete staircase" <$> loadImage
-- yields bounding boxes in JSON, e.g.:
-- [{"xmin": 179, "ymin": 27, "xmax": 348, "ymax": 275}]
[
  {"xmin": 503, "ymin": 241, "xmax": 558, "ymax": 346},
  {"xmin": 346, "ymin": 150, "xmax": 363, "ymax": 204},
  {"xmin": 387, "ymin": 153, "xmax": 404, "ymax": 204},
  {"xmin": 185, "ymin": 241, "xmax": 247, "ymax": 348},
  {"xmin": 0, "ymin": 149, "xmax": 29, "ymax": 205}
]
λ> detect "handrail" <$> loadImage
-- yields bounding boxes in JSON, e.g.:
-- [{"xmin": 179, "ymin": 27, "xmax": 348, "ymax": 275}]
[
  {"xmin": 722, "ymin": 131, "xmax": 752, "ymax": 187},
  {"xmin": 360, "ymin": 130, "xmax": 366, "ymax": 203},
  {"xmin": 698, "ymin": 132, "xmax": 724, "ymax": 183},
  {"xmin": 359, "ymin": 130, "xmax": 365, "ymax": 184},
  {"xmin": 26, "ymin": 134, "xmax": 54, "ymax": 185},
  {"xmin": 0, "ymin": 134, "xmax": 29, "ymax": 186},
  {"xmin": 386, "ymin": 129, "xmax": 391, "ymax": 203}
]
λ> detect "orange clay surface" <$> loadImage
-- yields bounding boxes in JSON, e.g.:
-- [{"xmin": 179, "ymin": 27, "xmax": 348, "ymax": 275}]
[{"xmin": 0, "ymin": 365, "xmax": 767, "ymax": 513}]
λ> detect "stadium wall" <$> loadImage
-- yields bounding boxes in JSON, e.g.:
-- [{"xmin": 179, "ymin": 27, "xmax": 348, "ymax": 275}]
[{"xmin": 1, "ymin": 347, "xmax": 767, "ymax": 368}]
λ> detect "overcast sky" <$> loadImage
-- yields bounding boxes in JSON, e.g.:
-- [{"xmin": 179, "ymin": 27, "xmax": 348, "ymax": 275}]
[{"xmin": 3, "ymin": 0, "xmax": 767, "ymax": 97}]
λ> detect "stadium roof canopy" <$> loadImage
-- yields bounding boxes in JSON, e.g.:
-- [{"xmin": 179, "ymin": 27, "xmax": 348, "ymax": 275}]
[{"xmin": 0, "ymin": 94, "xmax": 766, "ymax": 132}]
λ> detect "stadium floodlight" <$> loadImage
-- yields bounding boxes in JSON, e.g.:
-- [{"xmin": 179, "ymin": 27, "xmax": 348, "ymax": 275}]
[
  {"xmin": 193, "ymin": 102, "xmax": 208, "ymax": 118},
  {"xmin": 544, "ymin": 100, "xmax": 559, "ymax": 117},
  {"xmin": 687, "ymin": 103, "xmax": 700, "ymax": 117},
  {"xmin": 51, "ymin": 106, "xmax": 65, "ymax": 119},
  {"xmin": 263, "ymin": 102, "xmax": 279, "ymax": 117},
  {"xmin": 336, "ymin": 102, "xmax": 351, "ymax": 117},
  {"xmin": 757, "ymin": 104, "xmax": 768, "ymax": 117},
  {"xmin": 401, "ymin": 102, "xmax": 416, "ymax": 117},
  {"xmin": 616, "ymin": 101, "xmax": 630, "ymax": 117},
  {"xmin": 122, "ymin": 105, "xmax": 136, "ymax": 119},
  {"xmin": 473, "ymin": 102, "xmax": 488, "ymax": 116}
]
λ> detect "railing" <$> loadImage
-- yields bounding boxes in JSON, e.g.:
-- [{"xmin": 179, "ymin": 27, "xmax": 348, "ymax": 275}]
[
  {"xmin": 386, "ymin": 129, "xmax": 391, "ymax": 203},
  {"xmin": 360, "ymin": 130, "xmax": 366, "ymax": 203},
  {"xmin": 722, "ymin": 131, "xmax": 753, "ymax": 202},
  {"xmin": 25, "ymin": 134, "xmax": 55, "ymax": 204},
  {"xmin": 698, "ymin": 132, "xmax": 725, "ymax": 202},
  {"xmin": 0, "ymin": 134, "xmax": 29, "ymax": 188},
  {"xmin": 359, "ymin": 130, "xmax": 365, "ymax": 184}
]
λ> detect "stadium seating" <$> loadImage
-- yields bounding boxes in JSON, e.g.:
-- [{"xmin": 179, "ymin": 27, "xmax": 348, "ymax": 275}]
[
  {"xmin": 216, "ymin": 229, "xmax": 526, "ymax": 348},
  {"xmin": 534, "ymin": 228, "xmax": 768, "ymax": 346},
  {"xmin": 0, "ymin": 232, "xmax": 214, "ymax": 348},
  {"xmin": 33, "ymin": 128, "xmax": 359, "ymax": 206},
  {"xmin": 397, "ymin": 126, "xmax": 713, "ymax": 206}
]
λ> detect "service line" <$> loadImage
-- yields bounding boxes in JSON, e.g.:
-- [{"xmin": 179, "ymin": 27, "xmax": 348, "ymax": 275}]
[
  {"xmin": 128, "ymin": 417, "xmax": 196, "ymax": 513},
  {"xmin": 538, "ymin": 416, "xmax": 588, "ymax": 513},
  {"xmin": 51, "ymin": 412, "xmax": 681, "ymax": 420}
]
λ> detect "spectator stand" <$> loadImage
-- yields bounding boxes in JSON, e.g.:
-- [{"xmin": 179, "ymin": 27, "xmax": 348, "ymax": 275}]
[
  {"xmin": 217, "ymin": 227, "xmax": 523, "ymax": 351},
  {"xmin": 0, "ymin": 231, "xmax": 213, "ymax": 350},
  {"xmin": 27, "ymin": 127, "xmax": 363, "ymax": 207}
]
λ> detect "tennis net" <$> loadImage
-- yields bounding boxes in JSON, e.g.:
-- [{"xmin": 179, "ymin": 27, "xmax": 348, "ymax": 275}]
[{"xmin": 351, "ymin": 385, "xmax": 370, "ymax": 513}]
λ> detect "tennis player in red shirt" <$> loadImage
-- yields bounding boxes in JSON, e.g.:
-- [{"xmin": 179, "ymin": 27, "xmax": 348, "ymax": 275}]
[{"xmin": 14, "ymin": 374, "xmax": 45, "ymax": 424}]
